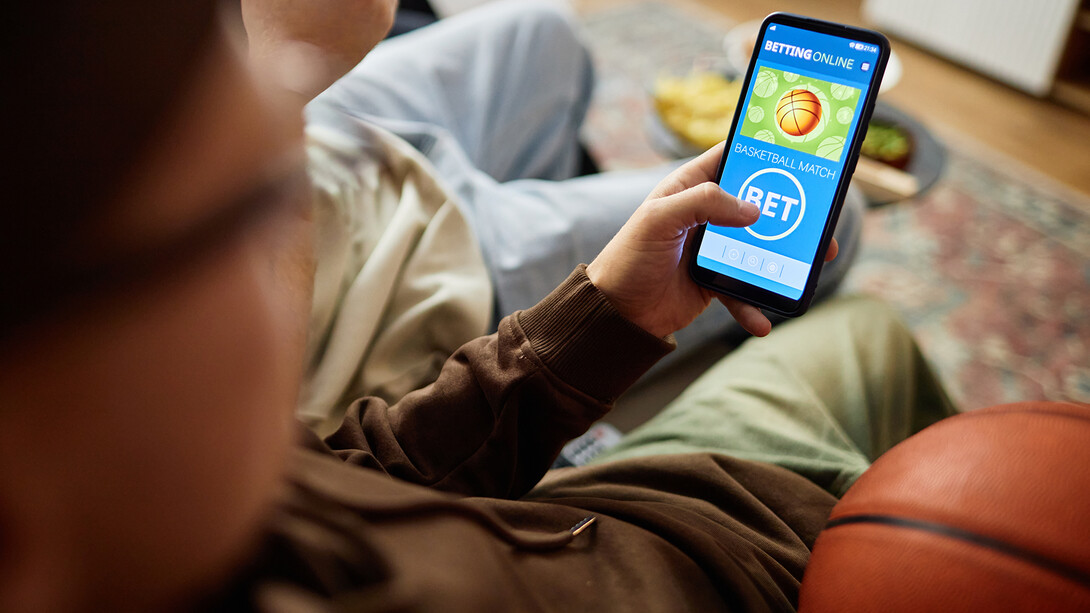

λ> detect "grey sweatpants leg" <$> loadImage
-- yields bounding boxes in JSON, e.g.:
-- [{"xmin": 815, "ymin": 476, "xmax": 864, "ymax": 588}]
[
  {"xmin": 306, "ymin": 0, "xmax": 864, "ymax": 369},
  {"xmin": 591, "ymin": 296, "xmax": 958, "ymax": 497}
]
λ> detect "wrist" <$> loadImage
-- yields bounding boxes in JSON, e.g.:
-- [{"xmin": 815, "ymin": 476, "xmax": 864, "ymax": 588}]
[
  {"xmin": 517, "ymin": 265, "xmax": 674, "ymax": 403},
  {"xmin": 585, "ymin": 260, "xmax": 672, "ymax": 339}
]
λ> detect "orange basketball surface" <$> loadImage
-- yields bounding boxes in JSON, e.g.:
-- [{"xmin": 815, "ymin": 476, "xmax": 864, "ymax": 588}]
[
  {"xmin": 776, "ymin": 89, "xmax": 821, "ymax": 136},
  {"xmin": 800, "ymin": 402, "xmax": 1090, "ymax": 612}
]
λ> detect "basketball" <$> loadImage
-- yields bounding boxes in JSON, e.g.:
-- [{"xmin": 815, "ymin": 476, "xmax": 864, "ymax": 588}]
[
  {"xmin": 776, "ymin": 89, "xmax": 822, "ymax": 136},
  {"xmin": 753, "ymin": 129, "xmax": 776, "ymax": 144},
  {"xmin": 830, "ymin": 82, "xmax": 856, "ymax": 101},
  {"xmin": 799, "ymin": 402, "xmax": 1090, "ymax": 612},
  {"xmin": 815, "ymin": 136, "xmax": 845, "ymax": 161},
  {"xmin": 753, "ymin": 69, "xmax": 778, "ymax": 98}
]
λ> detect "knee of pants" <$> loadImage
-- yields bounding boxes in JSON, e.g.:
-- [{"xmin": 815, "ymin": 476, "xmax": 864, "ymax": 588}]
[
  {"xmin": 492, "ymin": 1, "xmax": 591, "ymax": 70},
  {"xmin": 500, "ymin": 0, "xmax": 579, "ymax": 31},
  {"xmin": 814, "ymin": 295, "xmax": 916, "ymax": 354}
]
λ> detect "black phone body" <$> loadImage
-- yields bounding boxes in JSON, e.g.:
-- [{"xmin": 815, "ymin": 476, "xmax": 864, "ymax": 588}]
[{"xmin": 689, "ymin": 13, "xmax": 890, "ymax": 317}]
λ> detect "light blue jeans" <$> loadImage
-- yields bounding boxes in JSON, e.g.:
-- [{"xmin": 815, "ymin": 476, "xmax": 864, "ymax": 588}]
[{"xmin": 306, "ymin": 0, "xmax": 865, "ymax": 369}]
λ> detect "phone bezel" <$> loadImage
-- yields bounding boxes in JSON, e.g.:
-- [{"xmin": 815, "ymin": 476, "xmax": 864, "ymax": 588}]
[{"xmin": 688, "ymin": 12, "xmax": 890, "ymax": 317}]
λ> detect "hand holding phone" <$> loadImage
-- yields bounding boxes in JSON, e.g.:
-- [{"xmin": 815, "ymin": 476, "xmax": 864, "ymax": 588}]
[
  {"xmin": 689, "ymin": 13, "xmax": 889, "ymax": 317},
  {"xmin": 587, "ymin": 144, "xmax": 770, "ymax": 339}
]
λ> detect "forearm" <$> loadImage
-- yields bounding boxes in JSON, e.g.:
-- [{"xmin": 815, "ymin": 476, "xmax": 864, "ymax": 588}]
[{"xmin": 321, "ymin": 266, "xmax": 674, "ymax": 498}]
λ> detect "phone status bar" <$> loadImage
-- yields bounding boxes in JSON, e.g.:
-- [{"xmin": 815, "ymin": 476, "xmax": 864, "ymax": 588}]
[{"xmin": 848, "ymin": 41, "xmax": 880, "ymax": 54}]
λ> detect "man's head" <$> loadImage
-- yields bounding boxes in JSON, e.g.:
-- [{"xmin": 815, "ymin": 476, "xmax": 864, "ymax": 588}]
[{"xmin": 0, "ymin": 2, "xmax": 392, "ymax": 610}]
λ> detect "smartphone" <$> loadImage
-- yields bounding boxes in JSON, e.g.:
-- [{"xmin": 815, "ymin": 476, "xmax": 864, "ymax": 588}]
[{"xmin": 689, "ymin": 13, "xmax": 889, "ymax": 317}]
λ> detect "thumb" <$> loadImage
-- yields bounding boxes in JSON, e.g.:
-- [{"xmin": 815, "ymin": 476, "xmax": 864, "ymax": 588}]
[{"xmin": 644, "ymin": 182, "xmax": 761, "ymax": 239}]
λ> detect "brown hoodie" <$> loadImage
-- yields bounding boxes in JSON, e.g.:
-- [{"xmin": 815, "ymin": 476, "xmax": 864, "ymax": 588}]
[{"xmin": 209, "ymin": 266, "xmax": 837, "ymax": 612}]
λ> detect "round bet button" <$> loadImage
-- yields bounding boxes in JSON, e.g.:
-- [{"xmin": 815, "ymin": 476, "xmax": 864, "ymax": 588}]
[{"xmin": 737, "ymin": 168, "xmax": 807, "ymax": 242}]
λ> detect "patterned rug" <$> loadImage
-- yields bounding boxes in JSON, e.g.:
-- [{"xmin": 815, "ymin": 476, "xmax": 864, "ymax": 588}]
[{"xmin": 577, "ymin": 2, "xmax": 1090, "ymax": 410}]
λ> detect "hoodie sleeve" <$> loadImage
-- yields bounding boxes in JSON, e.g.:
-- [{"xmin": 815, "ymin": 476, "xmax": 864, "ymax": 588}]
[{"xmin": 314, "ymin": 265, "xmax": 674, "ymax": 498}]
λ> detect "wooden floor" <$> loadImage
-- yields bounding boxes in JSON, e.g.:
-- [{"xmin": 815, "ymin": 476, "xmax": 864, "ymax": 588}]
[{"xmin": 574, "ymin": 0, "xmax": 1090, "ymax": 199}]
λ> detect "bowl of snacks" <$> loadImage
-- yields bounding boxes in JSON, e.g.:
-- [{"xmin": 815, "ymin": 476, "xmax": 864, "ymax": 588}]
[
  {"xmin": 861, "ymin": 121, "xmax": 913, "ymax": 169},
  {"xmin": 646, "ymin": 59, "xmax": 741, "ymax": 157}
]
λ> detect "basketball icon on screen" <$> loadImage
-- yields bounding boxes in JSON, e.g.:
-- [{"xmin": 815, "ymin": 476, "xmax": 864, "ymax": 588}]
[
  {"xmin": 776, "ymin": 89, "xmax": 822, "ymax": 136},
  {"xmin": 740, "ymin": 67, "xmax": 859, "ymax": 161}
]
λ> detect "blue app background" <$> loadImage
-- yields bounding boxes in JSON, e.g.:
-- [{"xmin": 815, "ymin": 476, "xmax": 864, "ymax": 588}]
[{"xmin": 697, "ymin": 23, "xmax": 879, "ymax": 300}]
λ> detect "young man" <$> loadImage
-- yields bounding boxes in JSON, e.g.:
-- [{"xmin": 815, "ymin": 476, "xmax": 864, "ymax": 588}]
[
  {"xmin": 293, "ymin": 0, "xmax": 869, "ymax": 424},
  {"xmin": 0, "ymin": 1, "xmax": 951, "ymax": 611}
]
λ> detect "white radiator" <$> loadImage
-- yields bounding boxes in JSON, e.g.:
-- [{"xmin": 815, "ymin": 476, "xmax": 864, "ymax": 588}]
[{"xmin": 863, "ymin": 0, "xmax": 1080, "ymax": 95}]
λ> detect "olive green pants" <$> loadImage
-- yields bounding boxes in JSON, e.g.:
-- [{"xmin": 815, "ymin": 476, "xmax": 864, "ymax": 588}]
[{"xmin": 591, "ymin": 295, "xmax": 957, "ymax": 497}]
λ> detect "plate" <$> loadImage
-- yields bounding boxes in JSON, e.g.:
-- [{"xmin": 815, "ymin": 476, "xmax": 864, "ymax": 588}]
[{"xmin": 864, "ymin": 101, "xmax": 946, "ymax": 205}]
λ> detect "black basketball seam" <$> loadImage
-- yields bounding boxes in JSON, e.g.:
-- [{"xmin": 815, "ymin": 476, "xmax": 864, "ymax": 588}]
[
  {"xmin": 795, "ymin": 108, "xmax": 820, "ymax": 129},
  {"xmin": 824, "ymin": 514, "xmax": 1090, "ymax": 588},
  {"xmin": 777, "ymin": 90, "xmax": 807, "ymax": 114},
  {"xmin": 777, "ymin": 91, "xmax": 820, "ymax": 135}
]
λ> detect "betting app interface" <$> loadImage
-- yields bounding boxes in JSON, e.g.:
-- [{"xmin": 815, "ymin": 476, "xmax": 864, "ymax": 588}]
[{"xmin": 697, "ymin": 23, "xmax": 881, "ymax": 300}]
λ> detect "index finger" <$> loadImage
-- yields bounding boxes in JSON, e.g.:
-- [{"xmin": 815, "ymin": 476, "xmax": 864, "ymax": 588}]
[{"xmin": 648, "ymin": 141, "xmax": 727, "ymax": 200}]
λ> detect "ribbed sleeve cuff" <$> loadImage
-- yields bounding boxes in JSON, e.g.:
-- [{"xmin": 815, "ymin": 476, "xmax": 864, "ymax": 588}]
[{"xmin": 516, "ymin": 265, "xmax": 675, "ymax": 403}]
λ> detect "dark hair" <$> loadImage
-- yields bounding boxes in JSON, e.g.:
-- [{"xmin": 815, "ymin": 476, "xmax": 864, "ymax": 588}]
[{"xmin": 2, "ymin": 2, "xmax": 219, "ymax": 338}]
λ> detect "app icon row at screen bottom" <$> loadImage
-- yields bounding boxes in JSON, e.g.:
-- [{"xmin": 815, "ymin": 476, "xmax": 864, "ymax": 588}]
[
  {"xmin": 697, "ymin": 230, "xmax": 811, "ymax": 291},
  {"xmin": 725, "ymin": 246, "xmax": 785, "ymax": 278}
]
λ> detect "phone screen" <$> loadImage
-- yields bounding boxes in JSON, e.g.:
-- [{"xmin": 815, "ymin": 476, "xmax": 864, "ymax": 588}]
[{"xmin": 693, "ymin": 18, "xmax": 885, "ymax": 310}]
